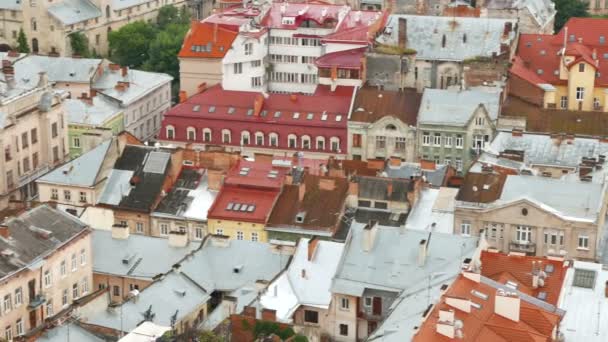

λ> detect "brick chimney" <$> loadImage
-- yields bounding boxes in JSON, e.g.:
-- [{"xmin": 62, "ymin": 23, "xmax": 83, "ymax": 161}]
[
  {"xmin": 197, "ymin": 82, "xmax": 208, "ymax": 94},
  {"xmin": 307, "ymin": 237, "xmax": 319, "ymax": 261},
  {"xmin": 243, "ymin": 306, "xmax": 256, "ymax": 318},
  {"xmin": 111, "ymin": 224, "xmax": 130, "ymax": 240},
  {"xmin": 253, "ymin": 94, "xmax": 264, "ymax": 117},
  {"xmin": 362, "ymin": 220, "xmax": 378, "ymax": 252},
  {"xmin": 0, "ymin": 223, "xmax": 9, "ymax": 239},
  {"xmin": 179, "ymin": 90, "xmax": 188, "ymax": 103},
  {"xmin": 511, "ymin": 129, "xmax": 523, "ymax": 137}
]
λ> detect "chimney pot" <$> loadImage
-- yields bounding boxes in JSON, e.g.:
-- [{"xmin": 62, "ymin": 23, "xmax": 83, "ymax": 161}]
[
  {"xmin": 0, "ymin": 224, "xmax": 9, "ymax": 239},
  {"xmin": 418, "ymin": 239, "xmax": 428, "ymax": 267}
]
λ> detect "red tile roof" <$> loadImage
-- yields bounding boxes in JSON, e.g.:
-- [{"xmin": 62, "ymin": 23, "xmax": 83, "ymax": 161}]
[
  {"xmin": 207, "ymin": 185, "xmax": 279, "ymax": 223},
  {"xmin": 480, "ymin": 251, "xmax": 567, "ymax": 306},
  {"xmin": 413, "ymin": 273, "xmax": 562, "ymax": 342},
  {"xmin": 511, "ymin": 18, "xmax": 608, "ymax": 87},
  {"xmin": 178, "ymin": 21, "xmax": 239, "ymax": 59},
  {"xmin": 315, "ymin": 47, "xmax": 366, "ymax": 69},
  {"xmin": 224, "ymin": 159, "xmax": 287, "ymax": 190}
]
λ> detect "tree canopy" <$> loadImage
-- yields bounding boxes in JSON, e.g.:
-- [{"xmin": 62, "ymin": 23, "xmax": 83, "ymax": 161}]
[
  {"xmin": 553, "ymin": 0, "xmax": 590, "ymax": 32},
  {"xmin": 108, "ymin": 20, "xmax": 157, "ymax": 68},
  {"xmin": 69, "ymin": 32, "xmax": 90, "ymax": 57},
  {"xmin": 143, "ymin": 22, "xmax": 189, "ymax": 80}
]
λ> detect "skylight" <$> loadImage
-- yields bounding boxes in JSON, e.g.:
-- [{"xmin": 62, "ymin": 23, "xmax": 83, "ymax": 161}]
[
  {"xmin": 321, "ymin": 112, "xmax": 328, "ymax": 121},
  {"xmin": 247, "ymin": 109, "xmax": 254, "ymax": 116},
  {"xmin": 293, "ymin": 112, "xmax": 300, "ymax": 119},
  {"xmin": 336, "ymin": 115, "xmax": 342, "ymax": 122},
  {"xmin": 307, "ymin": 113, "xmax": 314, "ymax": 120},
  {"xmin": 471, "ymin": 290, "xmax": 488, "ymax": 300},
  {"xmin": 573, "ymin": 269, "xmax": 596, "ymax": 288},
  {"xmin": 274, "ymin": 111, "xmax": 281, "ymax": 118},
  {"xmin": 193, "ymin": 105, "xmax": 200, "ymax": 112},
  {"xmin": 228, "ymin": 107, "xmax": 235, "ymax": 114},
  {"xmin": 208, "ymin": 106, "xmax": 216, "ymax": 113}
]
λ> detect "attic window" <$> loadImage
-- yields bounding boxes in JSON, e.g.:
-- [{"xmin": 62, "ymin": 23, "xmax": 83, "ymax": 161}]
[
  {"xmin": 471, "ymin": 290, "xmax": 488, "ymax": 300},
  {"xmin": 228, "ymin": 107, "xmax": 235, "ymax": 114},
  {"xmin": 573, "ymin": 269, "xmax": 596, "ymax": 288},
  {"xmin": 604, "ymin": 53, "xmax": 608, "ymax": 59},
  {"xmin": 537, "ymin": 292, "xmax": 547, "ymax": 300},
  {"xmin": 545, "ymin": 264, "xmax": 555, "ymax": 273},
  {"xmin": 471, "ymin": 302, "xmax": 482, "ymax": 309},
  {"xmin": 569, "ymin": 34, "xmax": 575, "ymax": 42},
  {"xmin": 293, "ymin": 112, "xmax": 300, "ymax": 119},
  {"xmin": 321, "ymin": 113, "xmax": 328, "ymax": 121},
  {"xmin": 281, "ymin": 17, "xmax": 295, "ymax": 25},
  {"xmin": 537, "ymin": 69, "xmax": 543, "ymax": 75},
  {"xmin": 336, "ymin": 115, "xmax": 342, "ymax": 122},
  {"xmin": 227, "ymin": 202, "xmax": 234, "ymax": 210},
  {"xmin": 247, "ymin": 205, "xmax": 255, "ymax": 212},
  {"xmin": 261, "ymin": 110, "xmax": 268, "ymax": 117},
  {"xmin": 247, "ymin": 109, "xmax": 254, "ymax": 116},
  {"xmin": 526, "ymin": 42, "xmax": 532, "ymax": 48},
  {"xmin": 193, "ymin": 105, "xmax": 200, "ymax": 112},
  {"xmin": 307, "ymin": 113, "xmax": 314, "ymax": 120},
  {"xmin": 274, "ymin": 111, "xmax": 281, "ymax": 118},
  {"xmin": 540, "ymin": 50, "xmax": 546, "ymax": 55},
  {"xmin": 208, "ymin": 106, "xmax": 216, "ymax": 113}
]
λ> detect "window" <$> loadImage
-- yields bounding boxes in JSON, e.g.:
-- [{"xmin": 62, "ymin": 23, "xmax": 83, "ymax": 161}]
[
  {"xmin": 340, "ymin": 297, "xmax": 349, "ymax": 310},
  {"xmin": 316, "ymin": 137, "xmax": 325, "ymax": 150},
  {"xmin": 14, "ymin": 288, "xmax": 22, "ymax": 307},
  {"xmin": 579, "ymin": 63, "xmax": 585, "ymax": 72},
  {"xmin": 573, "ymin": 268, "xmax": 596, "ymax": 288},
  {"xmin": 203, "ymin": 128, "xmax": 212, "ymax": 142},
  {"xmin": 51, "ymin": 122, "xmax": 58, "ymax": 138},
  {"xmin": 244, "ymin": 43, "xmax": 253, "ymax": 55},
  {"xmin": 195, "ymin": 227, "xmax": 203, "ymax": 240},
  {"xmin": 79, "ymin": 191, "xmax": 87, "ymax": 203},
  {"xmin": 255, "ymin": 132, "xmax": 264, "ymax": 146},
  {"xmin": 46, "ymin": 300, "xmax": 53, "ymax": 317},
  {"xmin": 73, "ymin": 137, "xmax": 80, "ymax": 148},
  {"xmin": 330, "ymin": 137, "xmax": 340, "ymax": 152},
  {"xmin": 461, "ymin": 221, "xmax": 471, "ymax": 235},
  {"xmin": 433, "ymin": 133, "xmax": 441, "ymax": 146},
  {"xmin": 80, "ymin": 249, "xmax": 86, "ymax": 265},
  {"xmin": 5, "ymin": 326, "xmax": 11, "ymax": 341},
  {"xmin": 288, "ymin": 134, "xmax": 297, "ymax": 148},
  {"xmin": 31, "ymin": 128, "xmax": 37, "ymax": 144},
  {"xmin": 216, "ymin": 228, "xmax": 224, "ymax": 235},
  {"xmin": 301, "ymin": 135, "xmax": 311, "ymax": 149},
  {"xmin": 375, "ymin": 136, "xmax": 386, "ymax": 149},
  {"xmin": 16, "ymin": 319, "xmax": 23, "ymax": 336},
  {"xmin": 233, "ymin": 63, "xmax": 243, "ymax": 74},
  {"xmin": 352, "ymin": 134, "xmax": 362, "ymax": 148},
  {"xmin": 422, "ymin": 132, "xmax": 431, "ymax": 145},
  {"xmin": 62, "ymin": 289, "xmax": 68, "ymax": 306},
  {"xmin": 339, "ymin": 324, "xmax": 348, "ymax": 336},
  {"xmin": 395, "ymin": 137, "xmax": 406, "ymax": 152},
  {"xmin": 236, "ymin": 231, "xmax": 244, "ymax": 240},
  {"xmin": 475, "ymin": 117, "xmax": 484, "ymax": 126},
  {"xmin": 51, "ymin": 188, "xmax": 58, "ymax": 200},
  {"xmin": 32, "ymin": 152, "xmax": 39, "ymax": 169},
  {"xmin": 222, "ymin": 130, "xmax": 231, "ymax": 143},
  {"xmin": 71, "ymin": 253, "xmax": 77, "ymax": 271},
  {"xmin": 44, "ymin": 270, "xmax": 52, "ymax": 287},
  {"xmin": 22, "ymin": 157, "xmax": 30, "ymax": 173},
  {"xmin": 304, "ymin": 310, "xmax": 319, "ymax": 324},
  {"xmin": 455, "ymin": 135, "xmax": 464, "ymax": 148},
  {"xmin": 3, "ymin": 294, "xmax": 11, "ymax": 312},
  {"xmin": 364, "ymin": 297, "xmax": 372, "ymax": 307},
  {"xmin": 269, "ymin": 133, "xmax": 278, "ymax": 147},
  {"xmin": 578, "ymin": 235, "xmax": 589, "ymax": 249},
  {"xmin": 64, "ymin": 190, "xmax": 71, "ymax": 201},
  {"xmin": 560, "ymin": 96, "xmax": 568, "ymax": 109},
  {"xmin": 136, "ymin": 222, "xmax": 144, "ymax": 233},
  {"xmin": 160, "ymin": 223, "xmax": 169, "ymax": 236},
  {"xmin": 576, "ymin": 87, "xmax": 585, "ymax": 101},
  {"xmin": 187, "ymin": 127, "xmax": 196, "ymax": 141},
  {"xmin": 251, "ymin": 76, "xmax": 262, "ymax": 88},
  {"xmin": 112, "ymin": 285, "xmax": 120, "ymax": 296},
  {"xmin": 251, "ymin": 60, "xmax": 261, "ymax": 67},
  {"xmin": 4, "ymin": 145, "xmax": 11, "ymax": 161},
  {"xmin": 166, "ymin": 125, "xmax": 175, "ymax": 139},
  {"xmin": 443, "ymin": 135, "xmax": 453, "ymax": 147},
  {"xmin": 72, "ymin": 283, "xmax": 79, "ymax": 299},
  {"xmin": 251, "ymin": 232, "xmax": 259, "ymax": 242},
  {"xmin": 516, "ymin": 226, "xmax": 532, "ymax": 243},
  {"xmin": 594, "ymin": 97, "xmax": 601, "ymax": 110},
  {"xmin": 81, "ymin": 278, "xmax": 89, "ymax": 295},
  {"xmin": 21, "ymin": 132, "xmax": 28, "ymax": 149}
]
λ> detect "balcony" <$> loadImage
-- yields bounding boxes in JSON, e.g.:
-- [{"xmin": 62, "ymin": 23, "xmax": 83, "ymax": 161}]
[
  {"xmin": 509, "ymin": 241, "xmax": 536, "ymax": 255},
  {"xmin": 28, "ymin": 294, "xmax": 46, "ymax": 310}
]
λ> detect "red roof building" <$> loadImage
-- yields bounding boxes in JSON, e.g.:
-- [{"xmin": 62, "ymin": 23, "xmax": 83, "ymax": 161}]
[
  {"xmin": 160, "ymin": 84, "xmax": 354, "ymax": 159},
  {"xmin": 413, "ymin": 272, "xmax": 563, "ymax": 342},
  {"xmin": 509, "ymin": 18, "xmax": 608, "ymax": 112}
]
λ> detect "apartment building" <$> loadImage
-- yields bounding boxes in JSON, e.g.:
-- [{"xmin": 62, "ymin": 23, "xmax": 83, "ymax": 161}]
[
  {"xmin": 0, "ymin": 69, "xmax": 69, "ymax": 210},
  {"xmin": 417, "ymin": 88, "xmax": 501, "ymax": 172},
  {"xmin": 348, "ymin": 87, "xmax": 421, "ymax": 162},
  {"xmin": 480, "ymin": 0, "xmax": 556, "ymax": 34},
  {"xmin": 510, "ymin": 18, "xmax": 608, "ymax": 112},
  {"xmin": 0, "ymin": 205, "xmax": 92, "ymax": 338},
  {"xmin": 0, "ymin": 1, "xmax": 188, "ymax": 56},
  {"xmin": 455, "ymin": 172, "xmax": 608, "ymax": 260}
]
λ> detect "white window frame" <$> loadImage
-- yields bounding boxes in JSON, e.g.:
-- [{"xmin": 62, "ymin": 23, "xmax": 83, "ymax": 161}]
[
  {"xmin": 301, "ymin": 135, "xmax": 311, "ymax": 149},
  {"xmin": 166, "ymin": 125, "xmax": 175, "ymax": 139},
  {"xmin": 222, "ymin": 129, "xmax": 231, "ymax": 143},
  {"xmin": 186, "ymin": 126, "xmax": 196, "ymax": 141},
  {"xmin": 160, "ymin": 223, "xmax": 169, "ymax": 236},
  {"xmin": 288, "ymin": 134, "xmax": 297, "ymax": 148},
  {"xmin": 251, "ymin": 232, "xmax": 259, "ymax": 242},
  {"xmin": 340, "ymin": 297, "xmax": 350, "ymax": 310},
  {"xmin": 578, "ymin": 234, "xmax": 589, "ymax": 249},
  {"xmin": 44, "ymin": 270, "xmax": 52, "ymax": 288},
  {"xmin": 269, "ymin": 133, "xmax": 278, "ymax": 147},
  {"xmin": 460, "ymin": 221, "xmax": 471, "ymax": 235},
  {"xmin": 255, "ymin": 132, "xmax": 264, "ymax": 146},
  {"xmin": 203, "ymin": 128, "xmax": 212, "ymax": 142},
  {"xmin": 516, "ymin": 225, "xmax": 532, "ymax": 243},
  {"xmin": 422, "ymin": 132, "xmax": 431, "ymax": 146},
  {"xmin": 330, "ymin": 137, "xmax": 340, "ymax": 152},
  {"xmin": 241, "ymin": 131, "xmax": 251, "ymax": 145},
  {"xmin": 576, "ymin": 87, "xmax": 585, "ymax": 101},
  {"xmin": 560, "ymin": 96, "xmax": 568, "ymax": 109},
  {"xmin": 455, "ymin": 135, "xmax": 464, "ymax": 149},
  {"xmin": 444, "ymin": 135, "xmax": 452, "ymax": 147},
  {"xmin": 316, "ymin": 136, "xmax": 325, "ymax": 150},
  {"xmin": 236, "ymin": 231, "xmax": 244, "ymax": 240}
]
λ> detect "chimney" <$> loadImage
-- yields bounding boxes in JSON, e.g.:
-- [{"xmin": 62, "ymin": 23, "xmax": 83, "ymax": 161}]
[
  {"xmin": 398, "ymin": 17, "xmax": 407, "ymax": 49},
  {"xmin": 111, "ymin": 224, "xmax": 130, "ymax": 240},
  {"xmin": 0, "ymin": 223, "xmax": 8, "ymax": 239},
  {"xmin": 301, "ymin": 269, "xmax": 306, "ymax": 278},
  {"xmin": 90, "ymin": 89, "xmax": 97, "ymax": 98},
  {"xmin": 261, "ymin": 309, "xmax": 276, "ymax": 322},
  {"xmin": 362, "ymin": 220, "xmax": 378, "ymax": 252},
  {"xmin": 307, "ymin": 237, "xmax": 319, "ymax": 261},
  {"xmin": 418, "ymin": 239, "xmax": 428, "ymax": 267},
  {"xmin": 179, "ymin": 90, "xmax": 188, "ymax": 103},
  {"xmin": 511, "ymin": 129, "xmax": 523, "ymax": 137},
  {"xmin": 318, "ymin": 178, "xmax": 336, "ymax": 191},
  {"xmin": 197, "ymin": 82, "xmax": 208, "ymax": 94},
  {"xmin": 210, "ymin": 234, "xmax": 231, "ymax": 248},
  {"xmin": 605, "ymin": 281, "xmax": 608, "ymax": 298},
  {"xmin": 121, "ymin": 66, "xmax": 128, "ymax": 77},
  {"xmin": 243, "ymin": 306, "xmax": 256, "ymax": 318},
  {"xmin": 253, "ymin": 94, "xmax": 264, "ymax": 117},
  {"xmin": 37, "ymin": 71, "xmax": 48, "ymax": 88},
  {"xmin": 115, "ymin": 83, "xmax": 125, "ymax": 92},
  {"xmin": 298, "ymin": 182, "xmax": 306, "ymax": 201},
  {"xmin": 7, "ymin": 50, "xmax": 19, "ymax": 57},
  {"xmin": 168, "ymin": 231, "xmax": 188, "ymax": 248},
  {"xmin": 495, "ymin": 290, "xmax": 520, "ymax": 322}
]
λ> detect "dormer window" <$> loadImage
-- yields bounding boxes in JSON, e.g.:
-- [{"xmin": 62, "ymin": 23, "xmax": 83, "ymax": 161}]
[
  {"xmin": 281, "ymin": 17, "xmax": 295, "ymax": 25},
  {"xmin": 569, "ymin": 34, "xmax": 575, "ymax": 42}
]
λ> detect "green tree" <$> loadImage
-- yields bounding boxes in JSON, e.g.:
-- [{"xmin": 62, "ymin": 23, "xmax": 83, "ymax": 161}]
[
  {"xmin": 108, "ymin": 20, "xmax": 156, "ymax": 68},
  {"xmin": 16, "ymin": 28, "xmax": 29, "ymax": 53},
  {"xmin": 553, "ymin": 0, "xmax": 590, "ymax": 31},
  {"xmin": 143, "ymin": 23, "xmax": 189, "ymax": 80},
  {"xmin": 69, "ymin": 32, "xmax": 90, "ymax": 57},
  {"xmin": 199, "ymin": 330, "xmax": 224, "ymax": 342},
  {"xmin": 157, "ymin": 5, "xmax": 179, "ymax": 29}
]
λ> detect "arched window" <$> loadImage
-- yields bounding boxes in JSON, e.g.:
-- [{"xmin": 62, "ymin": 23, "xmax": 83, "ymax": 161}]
[
  {"xmin": 301, "ymin": 135, "xmax": 311, "ymax": 149},
  {"xmin": 166, "ymin": 125, "xmax": 175, "ymax": 139},
  {"xmin": 221, "ymin": 129, "xmax": 231, "ymax": 144},
  {"xmin": 316, "ymin": 136, "xmax": 325, "ymax": 150},
  {"xmin": 268, "ymin": 132, "xmax": 279, "ymax": 147},
  {"xmin": 106, "ymin": 5, "xmax": 111, "ymax": 18},
  {"xmin": 255, "ymin": 131, "xmax": 264, "ymax": 146},
  {"xmin": 241, "ymin": 131, "xmax": 250, "ymax": 145},
  {"xmin": 202, "ymin": 128, "xmax": 212, "ymax": 142},
  {"xmin": 186, "ymin": 127, "xmax": 196, "ymax": 141},
  {"xmin": 385, "ymin": 124, "xmax": 397, "ymax": 130},
  {"xmin": 330, "ymin": 137, "xmax": 340, "ymax": 152},
  {"xmin": 287, "ymin": 134, "xmax": 297, "ymax": 149},
  {"xmin": 31, "ymin": 38, "xmax": 39, "ymax": 53}
]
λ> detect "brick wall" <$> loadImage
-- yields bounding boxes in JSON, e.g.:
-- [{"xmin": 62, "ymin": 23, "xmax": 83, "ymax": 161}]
[{"xmin": 507, "ymin": 73, "xmax": 545, "ymax": 107}]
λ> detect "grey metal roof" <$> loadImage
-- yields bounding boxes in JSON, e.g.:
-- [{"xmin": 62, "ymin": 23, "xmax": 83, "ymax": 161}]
[
  {"xmin": 93, "ymin": 68, "xmax": 172, "ymax": 106},
  {"xmin": 14, "ymin": 55, "xmax": 102, "ymax": 83},
  {"xmin": 86, "ymin": 271, "xmax": 210, "ymax": 332},
  {"xmin": 37, "ymin": 140, "xmax": 111, "ymax": 187},
  {"xmin": 0, "ymin": 0, "xmax": 21, "ymax": 10},
  {"xmin": 378, "ymin": 15, "xmax": 517, "ymax": 61},
  {"xmin": 0, "ymin": 112, "xmax": 6, "ymax": 129},
  {"xmin": 92, "ymin": 230, "xmax": 198, "ymax": 280},
  {"xmin": 47, "ymin": 0, "xmax": 101, "ymax": 26},
  {"xmin": 486, "ymin": 0, "xmax": 556, "ymax": 27},
  {"xmin": 98, "ymin": 169, "xmax": 134, "ymax": 205},
  {"xmin": 332, "ymin": 222, "xmax": 478, "ymax": 296},
  {"xmin": 180, "ymin": 238, "xmax": 290, "ymax": 292},
  {"xmin": 499, "ymin": 175, "xmax": 604, "ymax": 222},
  {"xmin": 37, "ymin": 323, "xmax": 104, "ymax": 342},
  {"xmin": 0, "ymin": 205, "xmax": 89, "ymax": 279},
  {"xmin": 64, "ymin": 96, "xmax": 122, "ymax": 126},
  {"xmin": 111, "ymin": 0, "xmax": 149, "ymax": 11},
  {"xmin": 488, "ymin": 131, "xmax": 608, "ymax": 169},
  {"xmin": 418, "ymin": 88, "xmax": 501, "ymax": 126}
]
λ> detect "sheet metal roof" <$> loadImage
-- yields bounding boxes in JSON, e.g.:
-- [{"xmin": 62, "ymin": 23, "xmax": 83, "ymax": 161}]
[
  {"xmin": 418, "ymin": 88, "xmax": 501, "ymax": 126},
  {"xmin": 377, "ymin": 15, "xmax": 516, "ymax": 61},
  {"xmin": 92, "ymin": 230, "xmax": 198, "ymax": 280},
  {"xmin": 37, "ymin": 139, "xmax": 111, "ymax": 187},
  {"xmin": 405, "ymin": 187, "xmax": 456, "ymax": 234},
  {"xmin": 486, "ymin": 0, "xmax": 556, "ymax": 27},
  {"xmin": 47, "ymin": 0, "xmax": 101, "ymax": 25},
  {"xmin": 93, "ymin": 68, "xmax": 172, "ymax": 106},
  {"xmin": 64, "ymin": 97, "xmax": 122, "ymax": 126},
  {"xmin": 0, "ymin": 0, "xmax": 21, "ymax": 10},
  {"xmin": 38, "ymin": 323, "xmax": 104, "ymax": 342},
  {"xmin": 98, "ymin": 169, "xmax": 134, "ymax": 205}
]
